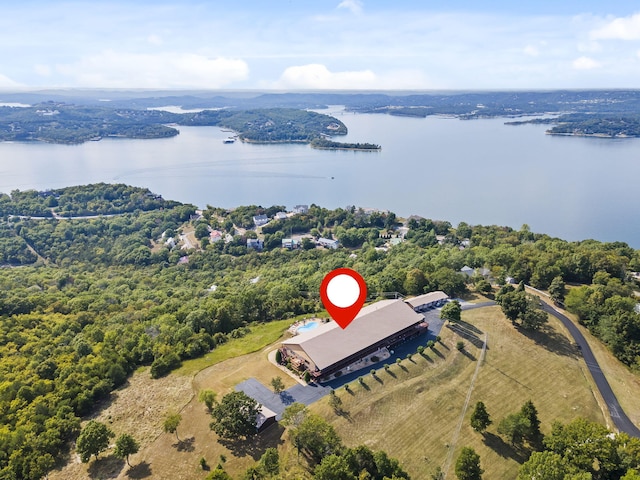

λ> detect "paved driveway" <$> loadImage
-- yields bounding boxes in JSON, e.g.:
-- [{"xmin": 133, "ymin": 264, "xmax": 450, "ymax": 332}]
[{"xmin": 235, "ymin": 378, "xmax": 332, "ymax": 419}]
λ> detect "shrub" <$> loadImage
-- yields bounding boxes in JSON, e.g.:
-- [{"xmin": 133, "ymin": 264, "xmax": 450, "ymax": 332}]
[
  {"xmin": 456, "ymin": 341, "xmax": 465, "ymax": 351},
  {"xmin": 275, "ymin": 349, "xmax": 282, "ymax": 364},
  {"xmin": 370, "ymin": 355, "xmax": 380, "ymax": 362}
]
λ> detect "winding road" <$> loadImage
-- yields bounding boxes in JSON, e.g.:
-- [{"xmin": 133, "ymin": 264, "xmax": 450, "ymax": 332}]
[
  {"xmin": 539, "ymin": 302, "xmax": 640, "ymax": 437},
  {"xmin": 463, "ymin": 298, "xmax": 640, "ymax": 437}
]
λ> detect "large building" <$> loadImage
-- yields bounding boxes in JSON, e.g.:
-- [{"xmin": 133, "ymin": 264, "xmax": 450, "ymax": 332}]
[{"xmin": 280, "ymin": 298, "xmax": 430, "ymax": 382}]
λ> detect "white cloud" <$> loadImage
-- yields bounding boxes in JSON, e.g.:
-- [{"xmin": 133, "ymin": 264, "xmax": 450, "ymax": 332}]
[
  {"xmin": 572, "ymin": 56, "xmax": 601, "ymax": 70},
  {"xmin": 337, "ymin": 0, "xmax": 363, "ymax": 15},
  {"xmin": 275, "ymin": 64, "xmax": 375, "ymax": 89},
  {"xmin": 273, "ymin": 64, "xmax": 431, "ymax": 90},
  {"xmin": 590, "ymin": 13, "xmax": 640, "ymax": 40},
  {"xmin": 523, "ymin": 45, "xmax": 539, "ymax": 57},
  {"xmin": 55, "ymin": 51, "xmax": 249, "ymax": 88}
]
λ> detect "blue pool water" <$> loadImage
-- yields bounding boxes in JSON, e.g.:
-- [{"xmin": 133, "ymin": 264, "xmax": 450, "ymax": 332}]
[{"xmin": 297, "ymin": 321, "xmax": 319, "ymax": 333}]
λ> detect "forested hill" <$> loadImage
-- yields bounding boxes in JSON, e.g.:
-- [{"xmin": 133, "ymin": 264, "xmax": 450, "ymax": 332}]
[
  {"xmin": 1, "ymin": 183, "xmax": 640, "ymax": 479},
  {"xmin": 507, "ymin": 113, "xmax": 640, "ymax": 138},
  {"xmin": 0, "ymin": 103, "xmax": 347, "ymax": 145}
]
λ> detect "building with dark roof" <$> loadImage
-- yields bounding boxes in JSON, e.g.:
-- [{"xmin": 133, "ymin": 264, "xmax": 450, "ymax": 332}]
[{"xmin": 280, "ymin": 299, "xmax": 428, "ymax": 382}]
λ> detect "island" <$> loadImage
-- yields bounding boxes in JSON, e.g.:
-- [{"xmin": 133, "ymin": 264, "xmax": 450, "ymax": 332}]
[{"xmin": 310, "ymin": 137, "xmax": 381, "ymax": 151}]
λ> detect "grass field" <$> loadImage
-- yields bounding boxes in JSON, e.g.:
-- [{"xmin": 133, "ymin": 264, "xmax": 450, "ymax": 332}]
[{"xmin": 51, "ymin": 303, "xmax": 633, "ymax": 480}]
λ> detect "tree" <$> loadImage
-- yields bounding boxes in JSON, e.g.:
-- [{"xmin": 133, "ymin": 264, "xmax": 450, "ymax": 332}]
[
  {"xmin": 498, "ymin": 412, "xmax": 529, "ymax": 446},
  {"xmin": 456, "ymin": 341, "xmax": 465, "ymax": 351},
  {"xmin": 210, "ymin": 391, "xmax": 261, "ymax": 439},
  {"xmin": 289, "ymin": 414, "xmax": 342, "ymax": 462},
  {"xmin": 259, "ymin": 447, "xmax": 279, "ymax": 476},
  {"xmin": 328, "ymin": 390, "xmax": 343, "ymax": 414},
  {"xmin": 517, "ymin": 451, "xmax": 567, "ymax": 480},
  {"xmin": 280, "ymin": 402, "xmax": 308, "ymax": 428},
  {"xmin": 520, "ymin": 400, "xmax": 543, "ymax": 447},
  {"xmin": 622, "ymin": 470, "xmax": 640, "ymax": 480},
  {"xmin": 314, "ymin": 454, "xmax": 356, "ymax": 480},
  {"xmin": 470, "ymin": 401, "xmax": 492, "ymax": 434},
  {"xmin": 548, "ymin": 276, "xmax": 566, "ymax": 304},
  {"xmin": 114, "ymin": 433, "xmax": 140, "ymax": 467},
  {"xmin": 441, "ymin": 300, "xmax": 462, "ymax": 322},
  {"xmin": 455, "ymin": 447, "xmax": 483, "ymax": 480},
  {"xmin": 76, "ymin": 420, "xmax": 115, "ymax": 463},
  {"xmin": 164, "ymin": 412, "xmax": 182, "ymax": 441},
  {"xmin": 271, "ymin": 376, "xmax": 285, "ymax": 394},
  {"xmin": 199, "ymin": 389, "xmax": 217, "ymax": 412}
]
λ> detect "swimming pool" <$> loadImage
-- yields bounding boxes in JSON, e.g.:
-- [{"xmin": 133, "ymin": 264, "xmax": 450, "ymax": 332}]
[{"xmin": 297, "ymin": 321, "xmax": 319, "ymax": 333}]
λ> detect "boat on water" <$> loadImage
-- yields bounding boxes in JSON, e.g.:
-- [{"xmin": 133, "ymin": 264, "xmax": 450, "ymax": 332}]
[{"xmin": 222, "ymin": 138, "xmax": 235, "ymax": 144}]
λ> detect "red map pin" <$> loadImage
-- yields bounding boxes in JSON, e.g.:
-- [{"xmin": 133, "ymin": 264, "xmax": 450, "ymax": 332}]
[{"xmin": 320, "ymin": 268, "xmax": 367, "ymax": 329}]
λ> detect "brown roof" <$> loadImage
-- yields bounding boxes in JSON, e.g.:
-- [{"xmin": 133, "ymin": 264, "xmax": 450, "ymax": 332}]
[
  {"xmin": 404, "ymin": 291, "xmax": 448, "ymax": 308},
  {"xmin": 282, "ymin": 299, "xmax": 424, "ymax": 371}
]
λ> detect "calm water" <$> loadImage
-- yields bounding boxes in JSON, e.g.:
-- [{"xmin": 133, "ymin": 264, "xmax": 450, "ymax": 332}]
[{"xmin": 1, "ymin": 108, "xmax": 639, "ymax": 247}]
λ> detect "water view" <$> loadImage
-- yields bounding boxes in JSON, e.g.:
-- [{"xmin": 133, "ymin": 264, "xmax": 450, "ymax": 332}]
[{"xmin": 1, "ymin": 108, "xmax": 638, "ymax": 246}]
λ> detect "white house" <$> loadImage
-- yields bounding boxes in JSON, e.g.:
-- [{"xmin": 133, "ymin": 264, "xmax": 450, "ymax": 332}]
[
  {"xmin": 253, "ymin": 214, "xmax": 269, "ymax": 227},
  {"xmin": 282, "ymin": 238, "xmax": 300, "ymax": 249},
  {"xmin": 293, "ymin": 205, "xmax": 309, "ymax": 215},
  {"xmin": 209, "ymin": 230, "xmax": 223, "ymax": 243},
  {"xmin": 318, "ymin": 238, "xmax": 339, "ymax": 249},
  {"xmin": 275, "ymin": 212, "xmax": 288, "ymax": 220}
]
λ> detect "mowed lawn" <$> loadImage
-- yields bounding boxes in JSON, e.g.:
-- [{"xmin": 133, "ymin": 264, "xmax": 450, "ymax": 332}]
[{"xmin": 308, "ymin": 306, "xmax": 604, "ymax": 479}]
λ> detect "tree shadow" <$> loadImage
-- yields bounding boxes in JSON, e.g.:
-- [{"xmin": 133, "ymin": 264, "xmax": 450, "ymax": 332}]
[
  {"xmin": 373, "ymin": 375, "xmax": 383, "ymax": 384},
  {"xmin": 430, "ymin": 347, "xmax": 445, "ymax": 359},
  {"xmin": 460, "ymin": 349, "xmax": 477, "ymax": 361},
  {"xmin": 457, "ymin": 319, "xmax": 484, "ymax": 334},
  {"xmin": 517, "ymin": 323, "xmax": 578, "ymax": 359},
  {"xmin": 88, "ymin": 456, "xmax": 125, "ymax": 479},
  {"xmin": 446, "ymin": 323, "xmax": 484, "ymax": 349},
  {"xmin": 344, "ymin": 386, "xmax": 355, "ymax": 396},
  {"xmin": 126, "ymin": 461, "xmax": 152, "ymax": 479},
  {"xmin": 358, "ymin": 380, "xmax": 371, "ymax": 391},
  {"xmin": 173, "ymin": 436, "xmax": 196, "ymax": 452},
  {"xmin": 217, "ymin": 424, "xmax": 285, "ymax": 460},
  {"xmin": 482, "ymin": 432, "xmax": 529, "ymax": 463},
  {"xmin": 385, "ymin": 369, "xmax": 396, "ymax": 378},
  {"xmin": 279, "ymin": 391, "xmax": 295, "ymax": 405},
  {"xmin": 336, "ymin": 408, "xmax": 353, "ymax": 422}
]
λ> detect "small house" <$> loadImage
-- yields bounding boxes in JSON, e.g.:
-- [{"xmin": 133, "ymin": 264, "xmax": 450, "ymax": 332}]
[
  {"xmin": 253, "ymin": 214, "xmax": 269, "ymax": 227},
  {"xmin": 405, "ymin": 291, "xmax": 449, "ymax": 313},
  {"xmin": 209, "ymin": 230, "xmax": 223, "ymax": 243},
  {"xmin": 247, "ymin": 238, "xmax": 264, "ymax": 251},
  {"xmin": 282, "ymin": 238, "xmax": 300, "ymax": 250},
  {"xmin": 293, "ymin": 205, "xmax": 309, "ymax": 215},
  {"xmin": 318, "ymin": 238, "xmax": 339, "ymax": 249},
  {"xmin": 275, "ymin": 212, "xmax": 288, "ymax": 220}
]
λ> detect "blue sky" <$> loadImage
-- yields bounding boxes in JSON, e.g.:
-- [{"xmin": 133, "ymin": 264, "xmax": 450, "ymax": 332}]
[{"xmin": 1, "ymin": 0, "xmax": 640, "ymax": 90}]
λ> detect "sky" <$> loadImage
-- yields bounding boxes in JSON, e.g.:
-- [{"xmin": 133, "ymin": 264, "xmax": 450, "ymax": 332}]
[{"xmin": 1, "ymin": 0, "xmax": 640, "ymax": 91}]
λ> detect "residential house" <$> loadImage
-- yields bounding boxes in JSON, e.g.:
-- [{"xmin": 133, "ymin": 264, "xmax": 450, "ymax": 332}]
[
  {"xmin": 253, "ymin": 214, "xmax": 269, "ymax": 227},
  {"xmin": 282, "ymin": 238, "xmax": 300, "ymax": 250},
  {"xmin": 247, "ymin": 238, "xmax": 264, "ymax": 251},
  {"xmin": 292, "ymin": 205, "xmax": 309, "ymax": 215},
  {"xmin": 318, "ymin": 237, "xmax": 339, "ymax": 249}
]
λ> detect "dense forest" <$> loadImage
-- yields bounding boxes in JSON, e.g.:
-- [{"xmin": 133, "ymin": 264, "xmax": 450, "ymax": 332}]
[
  {"xmin": 1, "ymin": 184, "xmax": 640, "ymax": 479},
  {"xmin": 0, "ymin": 104, "xmax": 349, "ymax": 145}
]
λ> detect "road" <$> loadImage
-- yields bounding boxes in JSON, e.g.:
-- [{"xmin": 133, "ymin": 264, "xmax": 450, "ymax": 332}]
[{"xmin": 539, "ymin": 302, "xmax": 640, "ymax": 437}]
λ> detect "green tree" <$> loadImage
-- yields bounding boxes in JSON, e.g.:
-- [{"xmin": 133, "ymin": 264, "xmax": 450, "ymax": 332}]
[
  {"xmin": 517, "ymin": 451, "xmax": 567, "ymax": 480},
  {"xmin": 455, "ymin": 447, "xmax": 483, "ymax": 480},
  {"xmin": 520, "ymin": 400, "xmax": 543, "ymax": 447},
  {"xmin": 206, "ymin": 467, "xmax": 233, "ymax": 480},
  {"xmin": 113, "ymin": 433, "xmax": 140, "ymax": 467},
  {"xmin": 622, "ymin": 470, "xmax": 640, "ymax": 480},
  {"xmin": 259, "ymin": 447, "xmax": 279, "ymax": 476},
  {"xmin": 290, "ymin": 414, "xmax": 342, "ymax": 463},
  {"xmin": 280, "ymin": 402, "xmax": 308, "ymax": 428},
  {"xmin": 548, "ymin": 276, "xmax": 566, "ymax": 304},
  {"xmin": 441, "ymin": 300, "xmax": 462, "ymax": 322},
  {"xmin": 313, "ymin": 454, "xmax": 356, "ymax": 480},
  {"xmin": 210, "ymin": 391, "xmax": 261, "ymax": 439},
  {"xmin": 271, "ymin": 376, "xmax": 285, "ymax": 394},
  {"xmin": 199, "ymin": 389, "xmax": 217, "ymax": 412},
  {"xmin": 163, "ymin": 412, "xmax": 182, "ymax": 441},
  {"xmin": 497, "ymin": 412, "xmax": 529, "ymax": 446},
  {"xmin": 470, "ymin": 401, "xmax": 492, "ymax": 434},
  {"xmin": 76, "ymin": 420, "xmax": 115, "ymax": 463},
  {"xmin": 404, "ymin": 268, "xmax": 427, "ymax": 295}
]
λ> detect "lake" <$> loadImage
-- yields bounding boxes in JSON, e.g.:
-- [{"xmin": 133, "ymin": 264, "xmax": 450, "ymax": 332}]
[{"xmin": 1, "ymin": 108, "xmax": 638, "ymax": 247}]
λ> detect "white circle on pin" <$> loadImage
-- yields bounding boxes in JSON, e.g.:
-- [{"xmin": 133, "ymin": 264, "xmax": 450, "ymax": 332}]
[{"xmin": 326, "ymin": 274, "xmax": 360, "ymax": 308}]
